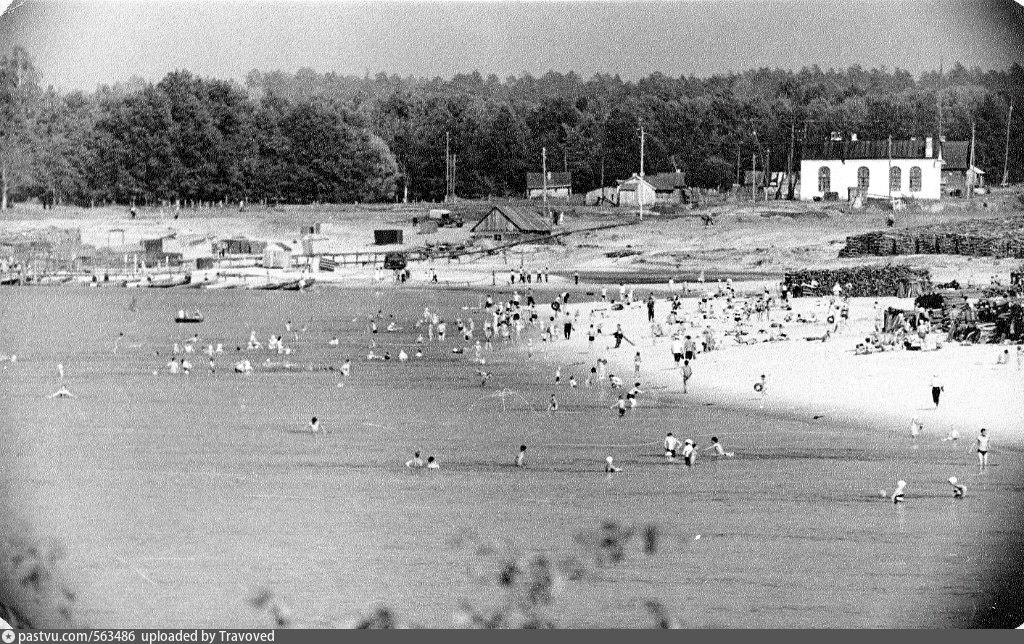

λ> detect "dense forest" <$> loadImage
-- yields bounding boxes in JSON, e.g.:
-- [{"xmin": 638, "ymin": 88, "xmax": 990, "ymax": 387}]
[{"xmin": 2, "ymin": 45, "xmax": 1023, "ymax": 209}]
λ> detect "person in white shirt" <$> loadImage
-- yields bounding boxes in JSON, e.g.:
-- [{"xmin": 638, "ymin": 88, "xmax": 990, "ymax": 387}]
[
  {"xmin": 681, "ymin": 440, "xmax": 697, "ymax": 467},
  {"xmin": 664, "ymin": 433, "xmax": 682, "ymax": 460},
  {"xmin": 405, "ymin": 451, "xmax": 424, "ymax": 468},
  {"xmin": 975, "ymin": 428, "xmax": 991, "ymax": 469}
]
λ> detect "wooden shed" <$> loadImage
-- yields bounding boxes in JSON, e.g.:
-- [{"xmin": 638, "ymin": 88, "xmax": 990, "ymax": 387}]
[
  {"xmin": 262, "ymin": 242, "xmax": 293, "ymax": 269},
  {"xmin": 470, "ymin": 205, "xmax": 553, "ymax": 243}
]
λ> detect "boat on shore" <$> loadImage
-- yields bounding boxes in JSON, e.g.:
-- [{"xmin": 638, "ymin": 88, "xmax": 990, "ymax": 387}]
[{"xmin": 174, "ymin": 310, "xmax": 204, "ymax": 323}]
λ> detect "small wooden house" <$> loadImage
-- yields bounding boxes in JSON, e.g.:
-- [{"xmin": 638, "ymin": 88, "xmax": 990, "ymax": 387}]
[
  {"xmin": 470, "ymin": 205, "xmax": 553, "ymax": 243},
  {"xmin": 616, "ymin": 174, "xmax": 656, "ymax": 207},
  {"xmin": 262, "ymin": 242, "xmax": 293, "ymax": 269}
]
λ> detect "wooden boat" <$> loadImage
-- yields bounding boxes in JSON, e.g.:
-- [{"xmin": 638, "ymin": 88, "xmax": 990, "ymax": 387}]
[
  {"xmin": 174, "ymin": 310, "xmax": 204, "ymax": 323},
  {"xmin": 279, "ymin": 278, "xmax": 315, "ymax": 291}
]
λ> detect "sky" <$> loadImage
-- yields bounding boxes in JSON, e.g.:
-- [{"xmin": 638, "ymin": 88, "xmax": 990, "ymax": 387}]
[{"xmin": 1, "ymin": 0, "xmax": 1023, "ymax": 91}]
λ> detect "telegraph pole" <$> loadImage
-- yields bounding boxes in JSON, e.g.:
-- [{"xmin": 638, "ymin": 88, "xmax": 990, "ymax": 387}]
[
  {"xmin": 968, "ymin": 120, "xmax": 976, "ymax": 198},
  {"xmin": 787, "ymin": 122, "xmax": 796, "ymax": 200},
  {"xmin": 542, "ymin": 147, "xmax": 549, "ymax": 218},
  {"xmin": 1003, "ymin": 100, "xmax": 1014, "ymax": 187},
  {"xmin": 751, "ymin": 153, "xmax": 757, "ymax": 201},
  {"xmin": 445, "ymin": 131, "xmax": 451, "ymax": 202}
]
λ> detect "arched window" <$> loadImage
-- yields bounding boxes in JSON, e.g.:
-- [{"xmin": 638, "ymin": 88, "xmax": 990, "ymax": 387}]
[
  {"xmin": 889, "ymin": 166, "xmax": 902, "ymax": 192},
  {"xmin": 818, "ymin": 166, "xmax": 830, "ymax": 193},
  {"xmin": 909, "ymin": 166, "xmax": 922, "ymax": 192},
  {"xmin": 857, "ymin": 166, "xmax": 870, "ymax": 190}
]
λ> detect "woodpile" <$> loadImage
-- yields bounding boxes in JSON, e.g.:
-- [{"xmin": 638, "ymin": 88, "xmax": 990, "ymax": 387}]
[
  {"xmin": 784, "ymin": 264, "xmax": 930, "ymax": 298},
  {"xmin": 839, "ymin": 216, "xmax": 1024, "ymax": 259}
]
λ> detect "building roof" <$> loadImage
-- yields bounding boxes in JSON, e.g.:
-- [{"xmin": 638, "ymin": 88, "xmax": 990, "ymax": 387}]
[
  {"xmin": 803, "ymin": 139, "xmax": 969, "ymax": 165},
  {"xmin": 471, "ymin": 205, "xmax": 552, "ymax": 233},
  {"xmin": 527, "ymin": 172, "xmax": 572, "ymax": 190},
  {"xmin": 617, "ymin": 174, "xmax": 655, "ymax": 191},
  {"xmin": 646, "ymin": 171, "xmax": 687, "ymax": 191},
  {"xmin": 647, "ymin": 170, "xmax": 688, "ymax": 190}
]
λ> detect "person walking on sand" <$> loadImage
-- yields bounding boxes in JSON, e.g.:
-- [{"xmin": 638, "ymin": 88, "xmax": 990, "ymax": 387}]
[
  {"xmin": 683, "ymin": 336, "xmax": 697, "ymax": 361},
  {"xmin": 515, "ymin": 445, "xmax": 527, "ymax": 468},
  {"xmin": 613, "ymin": 324, "xmax": 625, "ymax": 349},
  {"xmin": 664, "ymin": 432, "xmax": 682, "ymax": 460},
  {"xmin": 634, "ymin": 351, "xmax": 642, "ymax": 374},
  {"xmin": 930, "ymin": 374, "xmax": 944, "ymax": 408},
  {"xmin": 405, "ymin": 451, "xmax": 424, "ymax": 468},
  {"xmin": 974, "ymin": 428, "xmax": 991, "ymax": 470},
  {"xmin": 757, "ymin": 374, "xmax": 767, "ymax": 409},
  {"xmin": 1017, "ymin": 346, "xmax": 1023, "ymax": 371},
  {"xmin": 647, "ymin": 294, "xmax": 656, "ymax": 323},
  {"xmin": 681, "ymin": 360, "xmax": 693, "ymax": 394}
]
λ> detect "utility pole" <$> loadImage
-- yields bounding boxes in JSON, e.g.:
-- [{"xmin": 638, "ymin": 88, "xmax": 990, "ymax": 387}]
[
  {"xmin": 639, "ymin": 123, "xmax": 645, "ymax": 178},
  {"xmin": 787, "ymin": 122, "xmax": 796, "ymax": 200},
  {"xmin": 968, "ymin": 120, "xmax": 976, "ymax": 199},
  {"xmin": 1003, "ymin": 99, "xmax": 1014, "ymax": 187},
  {"xmin": 445, "ymin": 131, "xmax": 451, "ymax": 202},
  {"xmin": 765, "ymin": 148, "xmax": 771, "ymax": 200},
  {"xmin": 751, "ymin": 153, "xmax": 757, "ymax": 201},
  {"xmin": 887, "ymin": 135, "xmax": 893, "ymax": 200},
  {"xmin": 735, "ymin": 146, "xmax": 741, "ymax": 188},
  {"xmin": 542, "ymin": 146, "xmax": 549, "ymax": 218}
]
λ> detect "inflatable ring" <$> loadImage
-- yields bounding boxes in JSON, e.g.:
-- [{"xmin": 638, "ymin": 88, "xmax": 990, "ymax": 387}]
[
  {"xmin": 754, "ymin": 382, "xmax": 764, "ymax": 392},
  {"xmin": 551, "ymin": 301, "xmax": 561, "ymax": 311}
]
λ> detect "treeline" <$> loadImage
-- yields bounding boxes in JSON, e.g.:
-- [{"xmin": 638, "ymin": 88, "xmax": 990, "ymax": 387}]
[{"xmin": 2, "ymin": 45, "xmax": 1024, "ymax": 208}]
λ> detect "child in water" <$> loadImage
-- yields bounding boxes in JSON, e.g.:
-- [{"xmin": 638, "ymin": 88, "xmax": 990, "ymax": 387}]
[
  {"xmin": 604, "ymin": 456, "xmax": 621, "ymax": 473},
  {"xmin": 948, "ymin": 477, "xmax": 966, "ymax": 498}
]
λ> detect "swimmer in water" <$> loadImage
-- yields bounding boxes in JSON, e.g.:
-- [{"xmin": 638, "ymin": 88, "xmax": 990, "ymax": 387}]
[
  {"xmin": 891, "ymin": 480, "xmax": 906, "ymax": 504},
  {"xmin": 949, "ymin": 476, "xmax": 966, "ymax": 498},
  {"xmin": 426, "ymin": 456, "xmax": 440, "ymax": 470},
  {"xmin": 405, "ymin": 451, "xmax": 424, "ymax": 468},
  {"xmin": 48, "ymin": 385, "xmax": 75, "ymax": 399},
  {"xmin": 515, "ymin": 445, "xmax": 527, "ymax": 468},
  {"xmin": 309, "ymin": 417, "xmax": 320, "ymax": 433},
  {"xmin": 703, "ymin": 436, "xmax": 734, "ymax": 457},
  {"xmin": 604, "ymin": 456, "xmax": 621, "ymax": 473}
]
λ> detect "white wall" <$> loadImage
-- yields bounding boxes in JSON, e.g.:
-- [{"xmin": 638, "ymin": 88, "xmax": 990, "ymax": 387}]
[
  {"xmin": 800, "ymin": 158, "xmax": 943, "ymax": 201},
  {"xmin": 617, "ymin": 181, "xmax": 656, "ymax": 206}
]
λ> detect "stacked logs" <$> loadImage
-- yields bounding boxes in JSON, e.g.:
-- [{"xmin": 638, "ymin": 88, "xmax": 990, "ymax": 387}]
[
  {"xmin": 784, "ymin": 264, "xmax": 931, "ymax": 298},
  {"xmin": 839, "ymin": 216, "xmax": 1024, "ymax": 259}
]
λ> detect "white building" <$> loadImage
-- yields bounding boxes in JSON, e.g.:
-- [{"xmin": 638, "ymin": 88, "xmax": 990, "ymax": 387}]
[
  {"xmin": 616, "ymin": 174, "xmax": 656, "ymax": 207},
  {"xmin": 800, "ymin": 137, "xmax": 967, "ymax": 202}
]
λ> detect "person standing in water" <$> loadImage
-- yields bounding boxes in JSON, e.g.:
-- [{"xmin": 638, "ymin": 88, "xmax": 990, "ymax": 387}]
[{"xmin": 515, "ymin": 445, "xmax": 527, "ymax": 468}]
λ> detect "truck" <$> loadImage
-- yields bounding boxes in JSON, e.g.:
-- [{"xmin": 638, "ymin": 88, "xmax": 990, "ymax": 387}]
[
  {"xmin": 383, "ymin": 252, "xmax": 408, "ymax": 271},
  {"xmin": 427, "ymin": 208, "xmax": 464, "ymax": 228}
]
